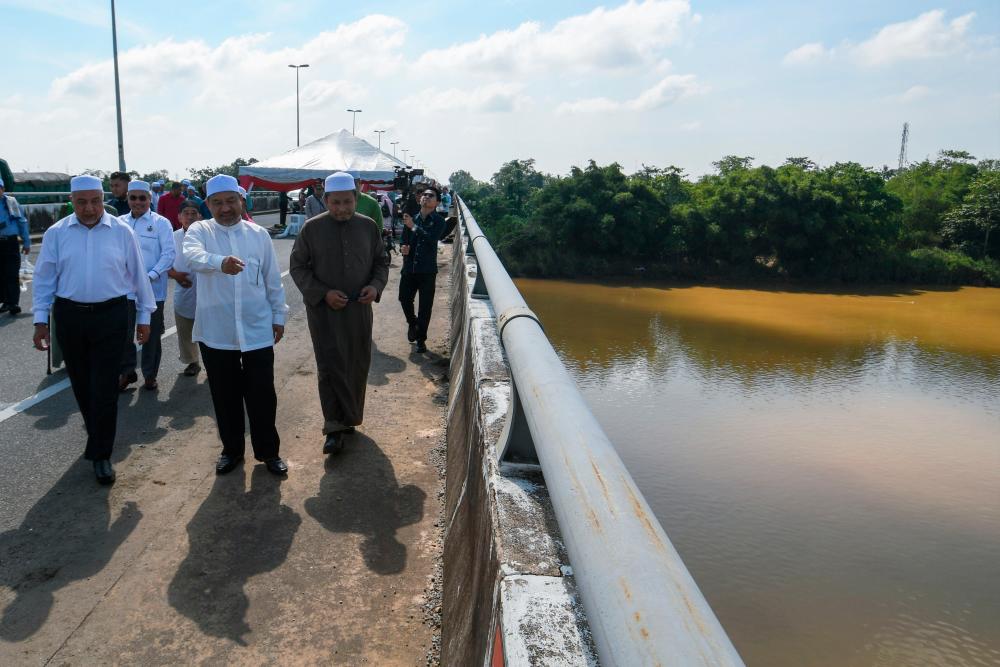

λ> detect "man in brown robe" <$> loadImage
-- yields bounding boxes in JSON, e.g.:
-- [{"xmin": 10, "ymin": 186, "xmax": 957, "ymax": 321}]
[{"xmin": 289, "ymin": 172, "xmax": 389, "ymax": 455}]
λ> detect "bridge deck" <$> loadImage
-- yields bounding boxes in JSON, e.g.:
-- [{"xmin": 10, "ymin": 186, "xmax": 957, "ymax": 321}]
[{"xmin": 0, "ymin": 216, "xmax": 449, "ymax": 665}]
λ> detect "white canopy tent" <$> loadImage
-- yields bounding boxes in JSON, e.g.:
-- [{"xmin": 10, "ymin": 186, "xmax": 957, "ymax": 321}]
[{"xmin": 238, "ymin": 129, "xmax": 406, "ymax": 191}]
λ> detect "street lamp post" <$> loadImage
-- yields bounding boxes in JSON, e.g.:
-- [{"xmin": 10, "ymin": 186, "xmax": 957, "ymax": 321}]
[
  {"xmin": 373, "ymin": 129, "xmax": 386, "ymax": 150},
  {"xmin": 401, "ymin": 149, "xmax": 409, "ymax": 164},
  {"xmin": 389, "ymin": 141, "xmax": 399, "ymax": 158},
  {"xmin": 288, "ymin": 64, "xmax": 309, "ymax": 146},
  {"xmin": 111, "ymin": 0, "xmax": 126, "ymax": 171},
  {"xmin": 346, "ymin": 109, "xmax": 362, "ymax": 135}
]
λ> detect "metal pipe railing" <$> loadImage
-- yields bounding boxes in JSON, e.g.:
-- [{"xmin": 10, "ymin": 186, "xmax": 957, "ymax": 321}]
[{"xmin": 457, "ymin": 196, "xmax": 744, "ymax": 666}]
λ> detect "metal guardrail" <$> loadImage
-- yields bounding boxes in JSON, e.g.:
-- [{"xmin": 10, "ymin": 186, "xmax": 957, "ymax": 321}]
[{"xmin": 456, "ymin": 196, "xmax": 744, "ymax": 666}]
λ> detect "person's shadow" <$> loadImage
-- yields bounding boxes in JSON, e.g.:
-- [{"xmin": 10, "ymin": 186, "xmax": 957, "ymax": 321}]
[
  {"xmin": 368, "ymin": 341, "xmax": 407, "ymax": 387},
  {"xmin": 167, "ymin": 466, "xmax": 301, "ymax": 645},
  {"xmin": 305, "ymin": 433, "xmax": 425, "ymax": 575},
  {"xmin": 0, "ymin": 465, "xmax": 141, "ymax": 641}
]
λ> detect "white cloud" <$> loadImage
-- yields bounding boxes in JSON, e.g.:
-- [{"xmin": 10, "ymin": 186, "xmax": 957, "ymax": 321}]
[
  {"xmin": 416, "ymin": 0, "xmax": 696, "ymax": 74},
  {"xmin": 402, "ymin": 83, "xmax": 530, "ymax": 114},
  {"xmin": 679, "ymin": 121, "xmax": 702, "ymax": 131},
  {"xmin": 782, "ymin": 42, "xmax": 830, "ymax": 66},
  {"xmin": 852, "ymin": 10, "xmax": 975, "ymax": 67},
  {"xmin": 556, "ymin": 74, "xmax": 706, "ymax": 114},
  {"xmin": 898, "ymin": 85, "xmax": 932, "ymax": 102}
]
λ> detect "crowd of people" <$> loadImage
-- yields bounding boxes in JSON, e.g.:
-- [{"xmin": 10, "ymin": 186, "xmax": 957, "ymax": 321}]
[{"xmin": 28, "ymin": 170, "xmax": 451, "ymax": 485}]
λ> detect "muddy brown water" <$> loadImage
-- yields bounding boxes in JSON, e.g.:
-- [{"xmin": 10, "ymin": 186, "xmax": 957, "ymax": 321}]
[{"xmin": 516, "ymin": 279, "xmax": 1000, "ymax": 667}]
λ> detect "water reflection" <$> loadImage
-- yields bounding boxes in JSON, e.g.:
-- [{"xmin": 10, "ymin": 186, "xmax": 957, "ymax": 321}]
[{"xmin": 518, "ymin": 279, "xmax": 1000, "ymax": 667}]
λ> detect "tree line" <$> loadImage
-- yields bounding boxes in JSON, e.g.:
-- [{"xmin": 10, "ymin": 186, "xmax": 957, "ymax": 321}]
[{"xmin": 449, "ymin": 151, "xmax": 1000, "ymax": 286}]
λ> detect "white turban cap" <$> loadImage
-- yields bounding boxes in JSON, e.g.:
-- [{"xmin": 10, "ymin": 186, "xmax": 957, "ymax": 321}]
[
  {"xmin": 127, "ymin": 180, "xmax": 151, "ymax": 193},
  {"xmin": 71, "ymin": 175, "xmax": 103, "ymax": 192},
  {"xmin": 324, "ymin": 172, "xmax": 355, "ymax": 193},
  {"xmin": 206, "ymin": 174, "xmax": 240, "ymax": 197}
]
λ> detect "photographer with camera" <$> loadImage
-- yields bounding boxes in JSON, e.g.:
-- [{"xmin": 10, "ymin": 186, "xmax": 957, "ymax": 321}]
[{"xmin": 398, "ymin": 187, "xmax": 446, "ymax": 353}]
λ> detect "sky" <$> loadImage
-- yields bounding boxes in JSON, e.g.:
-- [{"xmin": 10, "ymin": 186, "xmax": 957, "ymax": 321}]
[{"xmin": 3, "ymin": 0, "xmax": 999, "ymax": 183}]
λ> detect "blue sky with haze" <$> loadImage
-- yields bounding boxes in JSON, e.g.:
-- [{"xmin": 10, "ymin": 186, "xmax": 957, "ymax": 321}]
[{"xmin": 4, "ymin": 0, "xmax": 998, "ymax": 181}]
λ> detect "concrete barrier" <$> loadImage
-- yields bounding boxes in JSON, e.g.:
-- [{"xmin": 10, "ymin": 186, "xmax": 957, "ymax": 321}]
[{"xmin": 442, "ymin": 236, "xmax": 598, "ymax": 665}]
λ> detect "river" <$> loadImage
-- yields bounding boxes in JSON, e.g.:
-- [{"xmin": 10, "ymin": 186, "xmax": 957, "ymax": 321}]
[{"xmin": 515, "ymin": 279, "xmax": 1000, "ymax": 667}]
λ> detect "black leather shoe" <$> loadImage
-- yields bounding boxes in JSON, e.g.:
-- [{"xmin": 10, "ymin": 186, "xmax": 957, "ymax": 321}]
[
  {"xmin": 8, "ymin": 305, "xmax": 21, "ymax": 317},
  {"xmin": 216, "ymin": 453, "xmax": 243, "ymax": 475},
  {"xmin": 323, "ymin": 432, "xmax": 344, "ymax": 455},
  {"xmin": 407, "ymin": 322, "xmax": 418, "ymax": 342},
  {"xmin": 94, "ymin": 459, "xmax": 116, "ymax": 485},
  {"xmin": 0, "ymin": 304, "xmax": 9, "ymax": 313},
  {"xmin": 265, "ymin": 457, "xmax": 288, "ymax": 475}
]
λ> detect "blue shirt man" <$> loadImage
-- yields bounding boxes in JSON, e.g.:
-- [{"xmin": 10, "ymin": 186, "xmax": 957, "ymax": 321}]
[
  {"xmin": 0, "ymin": 177, "xmax": 30, "ymax": 315},
  {"xmin": 398, "ymin": 188, "xmax": 446, "ymax": 352}
]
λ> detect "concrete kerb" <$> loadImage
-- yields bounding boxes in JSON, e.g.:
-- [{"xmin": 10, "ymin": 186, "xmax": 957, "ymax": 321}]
[{"xmin": 442, "ymin": 227, "xmax": 597, "ymax": 665}]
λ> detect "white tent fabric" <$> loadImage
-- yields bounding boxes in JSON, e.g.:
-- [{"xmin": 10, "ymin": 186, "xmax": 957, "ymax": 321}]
[{"xmin": 239, "ymin": 130, "xmax": 405, "ymax": 186}]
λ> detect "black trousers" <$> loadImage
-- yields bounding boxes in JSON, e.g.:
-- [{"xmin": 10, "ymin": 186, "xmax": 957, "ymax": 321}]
[
  {"xmin": 0, "ymin": 237, "xmax": 20, "ymax": 307},
  {"xmin": 398, "ymin": 272, "xmax": 436, "ymax": 343},
  {"xmin": 199, "ymin": 343, "xmax": 280, "ymax": 461},
  {"xmin": 53, "ymin": 296, "xmax": 129, "ymax": 461},
  {"xmin": 121, "ymin": 299, "xmax": 165, "ymax": 379}
]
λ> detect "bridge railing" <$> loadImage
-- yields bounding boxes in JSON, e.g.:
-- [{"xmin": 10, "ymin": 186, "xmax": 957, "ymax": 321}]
[{"xmin": 455, "ymin": 195, "xmax": 744, "ymax": 666}]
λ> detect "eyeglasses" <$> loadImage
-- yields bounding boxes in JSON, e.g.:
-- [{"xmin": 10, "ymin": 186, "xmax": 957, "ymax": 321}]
[{"xmin": 128, "ymin": 195, "xmax": 150, "ymax": 200}]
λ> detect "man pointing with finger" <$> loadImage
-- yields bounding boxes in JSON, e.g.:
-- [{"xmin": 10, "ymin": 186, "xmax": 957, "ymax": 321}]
[
  {"xmin": 183, "ymin": 174, "xmax": 289, "ymax": 476},
  {"xmin": 289, "ymin": 171, "xmax": 388, "ymax": 456},
  {"xmin": 31, "ymin": 175, "xmax": 156, "ymax": 485}
]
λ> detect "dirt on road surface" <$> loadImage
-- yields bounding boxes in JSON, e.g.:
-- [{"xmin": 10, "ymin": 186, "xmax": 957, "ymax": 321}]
[{"xmin": 0, "ymin": 245, "xmax": 452, "ymax": 666}]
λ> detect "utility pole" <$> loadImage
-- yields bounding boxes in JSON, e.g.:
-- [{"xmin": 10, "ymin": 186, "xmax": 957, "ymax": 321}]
[
  {"xmin": 346, "ymin": 109, "xmax": 362, "ymax": 135},
  {"xmin": 898, "ymin": 122, "xmax": 909, "ymax": 172},
  {"xmin": 288, "ymin": 64, "xmax": 309, "ymax": 146},
  {"xmin": 111, "ymin": 0, "xmax": 126, "ymax": 172},
  {"xmin": 373, "ymin": 129, "xmax": 386, "ymax": 150},
  {"xmin": 390, "ymin": 141, "xmax": 399, "ymax": 158},
  {"xmin": 401, "ymin": 149, "xmax": 409, "ymax": 164}
]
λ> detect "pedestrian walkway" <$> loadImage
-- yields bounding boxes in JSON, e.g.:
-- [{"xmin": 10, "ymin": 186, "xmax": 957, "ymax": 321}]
[{"xmin": 0, "ymin": 242, "xmax": 451, "ymax": 665}]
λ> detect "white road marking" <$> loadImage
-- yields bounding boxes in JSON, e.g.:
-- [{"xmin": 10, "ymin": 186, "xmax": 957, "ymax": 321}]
[{"xmin": 0, "ymin": 269, "xmax": 292, "ymax": 425}]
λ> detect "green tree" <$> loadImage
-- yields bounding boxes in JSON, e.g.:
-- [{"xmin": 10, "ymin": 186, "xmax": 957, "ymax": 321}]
[
  {"xmin": 887, "ymin": 150, "xmax": 979, "ymax": 248},
  {"xmin": 188, "ymin": 157, "xmax": 259, "ymax": 184},
  {"xmin": 943, "ymin": 170, "xmax": 1000, "ymax": 259},
  {"xmin": 447, "ymin": 170, "xmax": 484, "ymax": 196},
  {"xmin": 712, "ymin": 155, "xmax": 754, "ymax": 175}
]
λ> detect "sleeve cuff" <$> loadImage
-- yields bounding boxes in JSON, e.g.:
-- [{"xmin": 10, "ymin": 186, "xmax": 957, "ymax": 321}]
[{"xmin": 137, "ymin": 313, "xmax": 152, "ymax": 326}]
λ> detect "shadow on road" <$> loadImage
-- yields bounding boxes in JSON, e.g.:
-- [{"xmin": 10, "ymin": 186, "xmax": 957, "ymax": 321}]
[
  {"xmin": 305, "ymin": 433, "xmax": 425, "ymax": 575},
  {"xmin": 368, "ymin": 341, "xmax": 406, "ymax": 387},
  {"xmin": 0, "ymin": 465, "xmax": 141, "ymax": 641},
  {"xmin": 168, "ymin": 466, "xmax": 300, "ymax": 646}
]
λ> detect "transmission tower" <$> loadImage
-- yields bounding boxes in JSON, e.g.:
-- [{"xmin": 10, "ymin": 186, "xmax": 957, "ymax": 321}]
[{"xmin": 897, "ymin": 122, "xmax": 909, "ymax": 171}]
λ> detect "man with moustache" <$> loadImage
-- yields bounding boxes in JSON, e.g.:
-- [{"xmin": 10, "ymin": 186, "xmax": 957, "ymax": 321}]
[
  {"xmin": 32, "ymin": 175, "xmax": 155, "ymax": 485},
  {"xmin": 289, "ymin": 172, "xmax": 389, "ymax": 456},
  {"xmin": 183, "ymin": 174, "xmax": 289, "ymax": 476},
  {"xmin": 118, "ymin": 179, "xmax": 175, "ymax": 391}
]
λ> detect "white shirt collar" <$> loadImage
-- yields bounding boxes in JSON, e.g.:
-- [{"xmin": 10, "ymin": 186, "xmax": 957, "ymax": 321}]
[{"xmin": 70, "ymin": 212, "xmax": 113, "ymax": 228}]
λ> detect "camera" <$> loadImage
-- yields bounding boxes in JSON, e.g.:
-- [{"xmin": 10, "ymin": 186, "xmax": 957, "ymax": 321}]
[{"xmin": 393, "ymin": 166, "xmax": 425, "ymax": 218}]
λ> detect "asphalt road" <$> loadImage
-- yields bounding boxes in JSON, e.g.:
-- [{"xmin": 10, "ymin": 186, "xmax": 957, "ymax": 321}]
[{"xmin": 0, "ymin": 213, "xmax": 297, "ymax": 530}]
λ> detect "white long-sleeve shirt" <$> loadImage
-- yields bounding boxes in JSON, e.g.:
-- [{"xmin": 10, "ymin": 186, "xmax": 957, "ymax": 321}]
[
  {"xmin": 183, "ymin": 218, "xmax": 288, "ymax": 351},
  {"xmin": 32, "ymin": 212, "xmax": 157, "ymax": 325},
  {"xmin": 172, "ymin": 228, "xmax": 197, "ymax": 319},
  {"xmin": 119, "ymin": 209, "xmax": 175, "ymax": 301}
]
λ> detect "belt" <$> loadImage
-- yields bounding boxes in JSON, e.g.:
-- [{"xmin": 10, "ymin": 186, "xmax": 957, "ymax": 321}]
[{"xmin": 54, "ymin": 295, "xmax": 127, "ymax": 311}]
